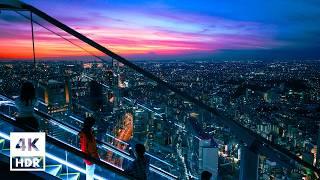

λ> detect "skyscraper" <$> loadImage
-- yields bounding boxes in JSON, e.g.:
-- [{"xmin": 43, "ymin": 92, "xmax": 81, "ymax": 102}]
[
  {"xmin": 38, "ymin": 79, "xmax": 70, "ymax": 115},
  {"xmin": 198, "ymin": 137, "xmax": 219, "ymax": 179}
]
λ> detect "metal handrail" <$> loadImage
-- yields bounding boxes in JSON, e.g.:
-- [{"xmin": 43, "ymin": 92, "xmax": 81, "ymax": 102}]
[
  {"xmin": 0, "ymin": 94, "xmax": 177, "ymax": 179},
  {"xmin": 33, "ymin": 109, "xmax": 177, "ymax": 178},
  {"xmin": 0, "ymin": 112, "xmax": 134, "ymax": 179}
]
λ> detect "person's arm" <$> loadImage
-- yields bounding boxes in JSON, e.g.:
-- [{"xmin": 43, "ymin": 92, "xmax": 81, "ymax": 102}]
[
  {"xmin": 90, "ymin": 130, "xmax": 99, "ymax": 158},
  {"xmin": 128, "ymin": 146, "xmax": 135, "ymax": 157},
  {"xmin": 124, "ymin": 160, "xmax": 135, "ymax": 174},
  {"xmin": 79, "ymin": 133, "xmax": 87, "ymax": 153}
]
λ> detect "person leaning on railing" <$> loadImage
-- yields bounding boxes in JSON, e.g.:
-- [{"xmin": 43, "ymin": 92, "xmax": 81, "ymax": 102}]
[
  {"xmin": 15, "ymin": 81, "xmax": 39, "ymax": 131},
  {"xmin": 79, "ymin": 117, "xmax": 100, "ymax": 180},
  {"xmin": 125, "ymin": 144, "xmax": 150, "ymax": 180}
]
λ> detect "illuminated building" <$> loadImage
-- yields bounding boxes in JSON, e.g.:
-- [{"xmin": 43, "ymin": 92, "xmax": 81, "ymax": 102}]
[
  {"xmin": 198, "ymin": 137, "xmax": 219, "ymax": 179},
  {"xmin": 88, "ymin": 80, "xmax": 104, "ymax": 112},
  {"xmin": 133, "ymin": 109, "xmax": 148, "ymax": 141},
  {"xmin": 106, "ymin": 69, "xmax": 113, "ymax": 87},
  {"xmin": 38, "ymin": 79, "xmax": 70, "ymax": 115},
  {"xmin": 187, "ymin": 116, "xmax": 218, "ymax": 178}
]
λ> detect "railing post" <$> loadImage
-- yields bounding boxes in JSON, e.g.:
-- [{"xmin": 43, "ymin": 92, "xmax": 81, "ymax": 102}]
[{"xmin": 240, "ymin": 145, "xmax": 259, "ymax": 180}]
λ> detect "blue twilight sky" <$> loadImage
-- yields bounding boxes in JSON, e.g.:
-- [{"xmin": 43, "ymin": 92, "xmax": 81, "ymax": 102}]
[{"xmin": 1, "ymin": 0, "xmax": 320, "ymax": 60}]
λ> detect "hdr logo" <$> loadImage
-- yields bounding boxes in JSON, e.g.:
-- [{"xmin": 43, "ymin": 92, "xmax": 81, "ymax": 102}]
[{"xmin": 10, "ymin": 132, "xmax": 46, "ymax": 171}]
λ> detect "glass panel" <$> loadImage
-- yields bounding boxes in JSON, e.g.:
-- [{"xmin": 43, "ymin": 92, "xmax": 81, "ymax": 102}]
[
  {"xmin": 0, "ymin": 10, "xmax": 176, "ymax": 179},
  {"xmin": 0, "ymin": 115, "xmax": 129, "ymax": 179}
]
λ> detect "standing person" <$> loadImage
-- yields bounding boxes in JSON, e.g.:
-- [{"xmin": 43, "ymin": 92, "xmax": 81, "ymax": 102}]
[
  {"xmin": 125, "ymin": 144, "xmax": 150, "ymax": 180},
  {"xmin": 79, "ymin": 117, "xmax": 99, "ymax": 180},
  {"xmin": 15, "ymin": 81, "xmax": 39, "ymax": 131}
]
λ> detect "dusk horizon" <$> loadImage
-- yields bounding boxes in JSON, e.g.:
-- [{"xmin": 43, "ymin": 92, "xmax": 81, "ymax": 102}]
[{"xmin": 1, "ymin": 0, "xmax": 320, "ymax": 60}]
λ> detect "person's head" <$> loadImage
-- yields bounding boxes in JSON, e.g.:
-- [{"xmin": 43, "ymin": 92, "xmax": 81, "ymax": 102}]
[
  {"xmin": 201, "ymin": 171, "xmax": 212, "ymax": 180},
  {"xmin": 135, "ymin": 143, "xmax": 145, "ymax": 158},
  {"xmin": 20, "ymin": 81, "xmax": 35, "ymax": 105},
  {"xmin": 82, "ymin": 116, "xmax": 95, "ymax": 132}
]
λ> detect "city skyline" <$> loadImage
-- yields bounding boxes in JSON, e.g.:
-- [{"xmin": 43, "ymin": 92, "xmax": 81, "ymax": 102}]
[
  {"xmin": 1, "ymin": 59, "xmax": 319, "ymax": 179},
  {"xmin": 1, "ymin": 0, "xmax": 320, "ymax": 60}
]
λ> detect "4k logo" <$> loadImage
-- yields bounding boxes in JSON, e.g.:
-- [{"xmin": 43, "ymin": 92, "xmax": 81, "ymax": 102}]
[
  {"xmin": 10, "ymin": 132, "xmax": 45, "ymax": 171},
  {"xmin": 16, "ymin": 138, "xmax": 39, "ymax": 151}
]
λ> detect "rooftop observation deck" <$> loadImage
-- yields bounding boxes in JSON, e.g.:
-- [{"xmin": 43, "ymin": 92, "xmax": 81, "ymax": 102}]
[{"xmin": 0, "ymin": 0, "xmax": 320, "ymax": 179}]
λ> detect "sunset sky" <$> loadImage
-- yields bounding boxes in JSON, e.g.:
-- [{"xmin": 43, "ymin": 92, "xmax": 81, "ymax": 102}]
[{"xmin": 0, "ymin": 0, "xmax": 320, "ymax": 60}]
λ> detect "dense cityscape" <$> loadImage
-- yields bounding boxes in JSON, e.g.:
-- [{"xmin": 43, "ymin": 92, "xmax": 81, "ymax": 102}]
[{"xmin": 0, "ymin": 60, "xmax": 319, "ymax": 179}]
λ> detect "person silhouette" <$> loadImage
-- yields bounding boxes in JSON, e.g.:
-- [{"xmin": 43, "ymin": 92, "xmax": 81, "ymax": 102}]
[
  {"xmin": 201, "ymin": 171, "xmax": 212, "ymax": 180},
  {"xmin": 79, "ymin": 117, "xmax": 99, "ymax": 180},
  {"xmin": 125, "ymin": 144, "xmax": 150, "ymax": 180},
  {"xmin": 15, "ymin": 81, "xmax": 39, "ymax": 131}
]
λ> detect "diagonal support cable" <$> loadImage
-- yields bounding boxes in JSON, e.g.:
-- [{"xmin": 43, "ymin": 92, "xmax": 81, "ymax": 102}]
[
  {"xmin": 30, "ymin": 11, "xmax": 35, "ymax": 67},
  {"xmin": 15, "ymin": 11, "xmax": 109, "ymax": 63}
]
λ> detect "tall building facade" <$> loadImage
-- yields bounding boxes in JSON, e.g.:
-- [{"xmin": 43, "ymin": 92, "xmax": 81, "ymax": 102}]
[{"xmin": 37, "ymin": 79, "xmax": 70, "ymax": 115}]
